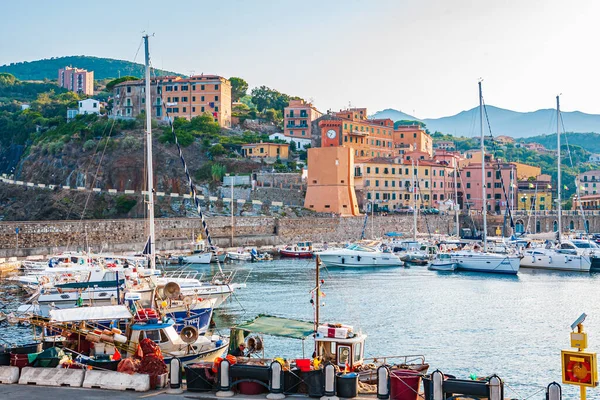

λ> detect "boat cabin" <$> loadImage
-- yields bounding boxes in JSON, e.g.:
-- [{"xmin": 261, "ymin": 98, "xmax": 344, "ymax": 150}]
[{"xmin": 315, "ymin": 329, "xmax": 366, "ymax": 369}]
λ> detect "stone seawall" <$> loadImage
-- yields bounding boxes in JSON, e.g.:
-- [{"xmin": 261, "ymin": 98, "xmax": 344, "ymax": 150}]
[{"xmin": 0, "ymin": 214, "xmax": 454, "ymax": 257}]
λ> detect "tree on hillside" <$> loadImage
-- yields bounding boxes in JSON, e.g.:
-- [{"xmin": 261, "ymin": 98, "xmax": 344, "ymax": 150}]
[
  {"xmin": 251, "ymin": 86, "xmax": 297, "ymax": 112},
  {"xmin": 0, "ymin": 73, "xmax": 17, "ymax": 86},
  {"xmin": 394, "ymin": 120, "xmax": 426, "ymax": 129},
  {"xmin": 229, "ymin": 77, "xmax": 248, "ymax": 102},
  {"xmin": 106, "ymin": 76, "xmax": 140, "ymax": 92}
]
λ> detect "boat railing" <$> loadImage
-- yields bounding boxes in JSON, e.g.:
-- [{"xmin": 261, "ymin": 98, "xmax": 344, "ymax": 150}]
[
  {"xmin": 211, "ymin": 270, "xmax": 235, "ymax": 285},
  {"xmin": 163, "ymin": 270, "xmax": 204, "ymax": 281},
  {"xmin": 363, "ymin": 354, "xmax": 426, "ymax": 367}
]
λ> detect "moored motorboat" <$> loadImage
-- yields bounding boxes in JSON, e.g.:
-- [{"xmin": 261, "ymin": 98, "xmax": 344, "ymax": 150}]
[
  {"xmin": 279, "ymin": 241, "xmax": 314, "ymax": 258},
  {"xmin": 317, "ymin": 242, "xmax": 403, "ymax": 268}
]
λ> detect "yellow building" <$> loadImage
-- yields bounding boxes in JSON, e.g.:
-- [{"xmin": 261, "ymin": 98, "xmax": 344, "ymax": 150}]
[
  {"xmin": 241, "ymin": 143, "xmax": 289, "ymax": 160},
  {"xmin": 513, "ymin": 162, "xmax": 542, "ymax": 180},
  {"xmin": 517, "ymin": 175, "xmax": 553, "ymax": 211},
  {"xmin": 353, "ymin": 158, "xmax": 453, "ymax": 211},
  {"xmin": 304, "ymin": 147, "xmax": 359, "ymax": 216}
]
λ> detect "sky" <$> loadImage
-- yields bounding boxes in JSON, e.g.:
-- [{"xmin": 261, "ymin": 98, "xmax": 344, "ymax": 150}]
[{"xmin": 1, "ymin": 0, "xmax": 600, "ymax": 118}]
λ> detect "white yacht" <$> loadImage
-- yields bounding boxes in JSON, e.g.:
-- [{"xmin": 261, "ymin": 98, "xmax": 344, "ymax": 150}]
[
  {"xmin": 317, "ymin": 242, "xmax": 403, "ymax": 268},
  {"xmin": 520, "ymin": 243, "xmax": 591, "ymax": 272},
  {"xmin": 438, "ymin": 250, "xmax": 521, "ymax": 274}
]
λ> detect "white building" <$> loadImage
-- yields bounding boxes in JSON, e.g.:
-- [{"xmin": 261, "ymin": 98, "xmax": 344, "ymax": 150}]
[
  {"xmin": 590, "ymin": 154, "xmax": 600, "ymax": 163},
  {"xmin": 78, "ymin": 99, "xmax": 100, "ymax": 115},
  {"xmin": 21, "ymin": 104, "xmax": 30, "ymax": 111},
  {"xmin": 268, "ymin": 132, "xmax": 311, "ymax": 150}
]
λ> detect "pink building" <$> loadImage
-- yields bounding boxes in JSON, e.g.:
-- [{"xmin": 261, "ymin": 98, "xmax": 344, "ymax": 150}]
[
  {"xmin": 284, "ymin": 99, "xmax": 322, "ymax": 139},
  {"xmin": 58, "ymin": 66, "xmax": 94, "ymax": 96},
  {"xmin": 460, "ymin": 160, "xmax": 516, "ymax": 213}
]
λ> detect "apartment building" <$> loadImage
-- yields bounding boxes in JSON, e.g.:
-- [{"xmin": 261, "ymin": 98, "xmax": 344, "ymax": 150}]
[
  {"xmin": 460, "ymin": 161, "xmax": 516, "ymax": 213},
  {"xmin": 283, "ymin": 99, "xmax": 322, "ymax": 139},
  {"xmin": 112, "ymin": 75, "xmax": 232, "ymax": 127},
  {"xmin": 58, "ymin": 66, "xmax": 94, "ymax": 95},
  {"xmin": 394, "ymin": 125, "xmax": 433, "ymax": 157},
  {"xmin": 577, "ymin": 170, "xmax": 600, "ymax": 195}
]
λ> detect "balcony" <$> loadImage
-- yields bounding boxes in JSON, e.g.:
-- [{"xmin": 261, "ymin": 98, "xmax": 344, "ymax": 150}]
[
  {"xmin": 348, "ymin": 129, "xmax": 368, "ymax": 136},
  {"xmin": 286, "ymin": 124, "xmax": 309, "ymax": 129},
  {"xmin": 286, "ymin": 113, "xmax": 308, "ymax": 118},
  {"xmin": 166, "ymin": 102, "xmax": 178, "ymax": 106}
]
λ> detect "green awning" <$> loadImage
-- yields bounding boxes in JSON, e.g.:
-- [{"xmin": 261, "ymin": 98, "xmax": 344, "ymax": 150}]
[{"xmin": 234, "ymin": 315, "xmax": 315, "ymax": 340}]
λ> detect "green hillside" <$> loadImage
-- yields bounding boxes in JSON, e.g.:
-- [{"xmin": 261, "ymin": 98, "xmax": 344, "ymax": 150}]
[
  {"xmin": 524, "ymin": 132, "xmax": 600, "ymax": 154},
  {"xmin": 0, "ymin": 56, "xmax": 182, "ymax": 81}
]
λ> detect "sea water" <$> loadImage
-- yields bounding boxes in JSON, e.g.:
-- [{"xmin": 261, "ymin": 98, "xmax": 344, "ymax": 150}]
[{"xmin": 2, "ymin": 258, "xmax": 600, "ymax": 399}]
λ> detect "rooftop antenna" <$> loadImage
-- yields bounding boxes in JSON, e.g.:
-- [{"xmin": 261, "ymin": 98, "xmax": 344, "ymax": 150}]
[{"xmin": 189, "ymin": 70, "xmax": 195, "ymax": 78}]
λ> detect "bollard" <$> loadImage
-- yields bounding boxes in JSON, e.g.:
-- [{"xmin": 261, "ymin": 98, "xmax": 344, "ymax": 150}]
[
  {"xmin": 431, "ymin": 370, "xmax": 444, "ymax": 400},
  {"xmin": 216, "ymin": 360, "xmax": 234, "ymax": 397},
  {"xmin": 547, "ymin": 382, "xmax": 562, "ymax": 400},
  {"xmin": 321, "ymin": 363, "xmax": 338, "ymax": 400},
  {"xmin": 267, "ymin": 361, "xmax": 285, "ymax": 400},
  {"xmin": 376, "ymin": 365, "xmax": 390, "ymax": 400},
  {"xmin": 167, "ymin": 357, "xmax": 183, "ymax": 394},
  {"xmin": 488, "ymin": 375, "xmax": 503, "ymax": 400}
]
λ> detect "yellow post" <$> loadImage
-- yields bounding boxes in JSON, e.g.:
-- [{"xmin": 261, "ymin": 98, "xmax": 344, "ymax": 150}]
[{"xmin": 579, "ymin": 324, "xmax": 586, "ymax": 400}]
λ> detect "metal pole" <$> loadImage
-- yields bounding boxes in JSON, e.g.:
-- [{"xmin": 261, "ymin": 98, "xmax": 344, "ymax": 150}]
[
  {"xmin": 557, "ymin": 95, "xmax": 562, "ymax": 241},
  {"xmin": 229, "ymin": 174, "xmax": 234, "ymax": 247},
  {"xmin": 454, "ymin": 163, "xmax": 459, "ymax": 236},
  {"xmin": 371, "ymin": 194, "xmax": 374, "ymax": 239},
  {"xmin": 412, "ymin": 159, "xmax": 417, "ymax": 241},
  {"xmin": 144, "ymin": 34, "xmax": 156, "ymax": 270},
  {"xmin": 479, "ymin": 81, "xmax": 487, "ymax": 251}
]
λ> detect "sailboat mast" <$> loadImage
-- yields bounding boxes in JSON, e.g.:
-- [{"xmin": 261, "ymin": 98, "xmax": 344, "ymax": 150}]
[
  {"xmin": 479, "ymin": 81, "xmax": 487, "ymax": 251},
  {"xmin": 454, "ymin": 162, "xmax": 459, "ymax": 236},
  {"xmin": 144, "ymin": 35, "xmax": 156, "ymax": 270},
  {"xmin": 557, "ymin": 95, "xmax": 562, "ymax": 241},
  {"xmin": 412, "ymin": 159, "xmax": 417, "ymax": 241}
]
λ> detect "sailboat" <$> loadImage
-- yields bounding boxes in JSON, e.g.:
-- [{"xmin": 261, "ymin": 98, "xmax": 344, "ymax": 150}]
[
  {"xmin": 431, "ymin": 82, "xmax": 521, "ymax": 274},
  {"xmin": 519, "ymin": 96, "xmax": 591, "ymax": 272}
]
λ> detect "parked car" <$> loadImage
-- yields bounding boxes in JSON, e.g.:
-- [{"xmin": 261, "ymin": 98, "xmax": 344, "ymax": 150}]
[
  {"xmin": 421, "ymin": 208, "xmax": 440, "ymax": 215},
  {"xmin": 393, "ymin": 206, "xmax": 414, "ymax": 214}
]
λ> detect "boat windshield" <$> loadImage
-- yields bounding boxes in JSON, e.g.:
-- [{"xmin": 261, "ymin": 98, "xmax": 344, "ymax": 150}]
[
  {"xmin": 573, "ymin": 241, "xmax": 598, "ymax": 249},
  {"xmin": 346, "ymin": 244, "xmax": 376, "ymax": 252}
]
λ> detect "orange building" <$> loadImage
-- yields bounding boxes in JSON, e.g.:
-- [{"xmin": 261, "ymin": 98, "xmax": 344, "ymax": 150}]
[
  {"xmin": 393, "ymin": 124, "xmax": 433, "ymax": 157},
  {"xmin": 112, "ymin": 75, "xmax": 232, "ymax": 127},
  {"xmin": 284, "ymin": 99, "xmax": 322, "ymax": 139},
  {"xmin": 329, "ymin": 108, "xmax": 395, "ymax": 159},
  {"xmin": 241, "ymin": 142, "xmax": 289, "ymax": 160},
  {"xmin": 304, "ymin": 146, "xmax": 359, "ymax": 216}
]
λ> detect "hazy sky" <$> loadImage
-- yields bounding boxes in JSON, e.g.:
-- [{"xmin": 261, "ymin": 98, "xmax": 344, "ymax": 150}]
[{"xmin": 2, "ymin": 0, "xmax": 599, "ymax": 118}]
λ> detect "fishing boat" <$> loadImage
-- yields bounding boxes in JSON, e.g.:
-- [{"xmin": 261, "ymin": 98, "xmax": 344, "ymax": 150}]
[
  {"xmin": 279, "ymin": 241, "xmax": 314, "ymax": 258},
  {"xmin": 26, "ymin": 304, "xmax": 228, "ymax": 365},
  {"xmin": 317, "ymin": 241, "xmax": 403, "ymax": 268},
  {"xmin": 227, "ymin": 249, "xmax": 253, "ymax": 261}
]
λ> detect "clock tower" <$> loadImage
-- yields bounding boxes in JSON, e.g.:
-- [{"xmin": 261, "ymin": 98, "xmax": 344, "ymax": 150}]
[{"xmin": 319, "ymin": 120, "xmax": 342, "ymax": 147}]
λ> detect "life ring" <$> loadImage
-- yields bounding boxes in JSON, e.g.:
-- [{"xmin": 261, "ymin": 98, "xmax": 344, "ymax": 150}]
[{"xmin": 567, "ymin": 360, "xmax": 591, "ymax": 383}]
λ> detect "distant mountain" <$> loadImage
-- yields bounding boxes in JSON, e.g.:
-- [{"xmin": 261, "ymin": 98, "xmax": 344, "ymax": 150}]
[
  {"xmin": 0, "ymin": 56, "xmax": 182, "ymax": 81},
  {"xmin": 369, "ymin": 108, "xmax": 419, "ymax": 121},
  {"xmin": 370, "ymin": 105, "xmax": 600, "ymax": 138}
]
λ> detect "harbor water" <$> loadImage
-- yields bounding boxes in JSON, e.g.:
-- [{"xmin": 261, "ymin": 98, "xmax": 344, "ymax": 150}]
[{"xmin": 2, "ymin": 258, "xmax": 600, "ymax": 398}]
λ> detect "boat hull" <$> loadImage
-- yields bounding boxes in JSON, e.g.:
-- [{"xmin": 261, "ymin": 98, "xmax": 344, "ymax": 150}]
[
  {"xmin": 318, "ymin": 252, "xmax": 403, "ymax": 268},
  {"xmin": 182, "ymin": 253, "xmax": 212, "ymax": 265},
  {"xmin": 279, "ymin": 250, "xmax": 313, "ymax": 258},
  {"xmin": 520, "ymin": 250, "xmax": 591, "ymax": 272},
  {"xmin": 449, "ymin": 253, "xmax": 521, "ymax": 275}
]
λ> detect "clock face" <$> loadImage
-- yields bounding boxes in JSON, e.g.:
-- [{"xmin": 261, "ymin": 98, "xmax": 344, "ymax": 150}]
[{"xmin": 326, "ymin": 129, "xmax": 337, "ymax": 139}]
